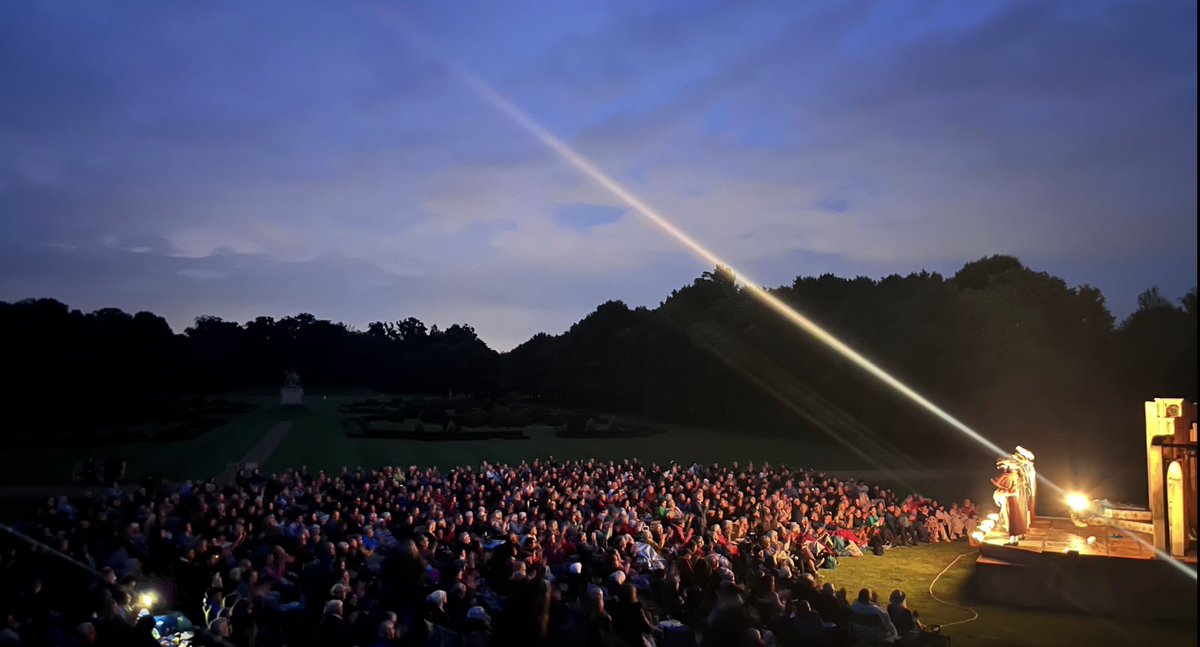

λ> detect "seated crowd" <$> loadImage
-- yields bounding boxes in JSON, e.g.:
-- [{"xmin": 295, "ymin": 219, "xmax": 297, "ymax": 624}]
[{"xmin": 0, "ymin": 459, "xmax": 977, "ymax": 647}]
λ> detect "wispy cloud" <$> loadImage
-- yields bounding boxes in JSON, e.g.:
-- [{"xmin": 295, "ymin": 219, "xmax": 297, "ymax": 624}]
[{"xmin": 0, "ymin": 0, "xmax": 1194, "ymax": 349}]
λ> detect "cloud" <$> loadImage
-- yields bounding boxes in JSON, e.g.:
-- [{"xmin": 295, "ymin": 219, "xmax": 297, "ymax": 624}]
[
  {"xmin": 0, "ymin": 0, "xmax": 1194, "ymax": 348},
  {"xmin": 554, "ymin": 204, "xmax": 626, "ymax": 232}
]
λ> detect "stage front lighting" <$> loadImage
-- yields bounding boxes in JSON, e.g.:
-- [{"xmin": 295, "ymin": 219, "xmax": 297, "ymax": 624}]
[{"xmin": 1066, "ymin": 493, "xmax": 1090, "ymax": 513}]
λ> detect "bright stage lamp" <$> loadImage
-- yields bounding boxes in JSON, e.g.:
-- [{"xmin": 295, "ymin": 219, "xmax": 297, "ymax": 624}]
[
  {"xmin": 1066, "ymin": 493, "xmax": 1090, "ymax": 513},
  {"xmin": 138, "ymin": 591, "xmax": 158, "ymax": 610}
]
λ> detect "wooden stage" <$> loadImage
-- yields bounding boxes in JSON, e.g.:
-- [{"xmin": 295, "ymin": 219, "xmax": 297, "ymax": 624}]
[
  {"xmin": 974, "ymin": 517, "xmax": 1196, "ymax": 620},
  {"xmin": 978, "ymin": 516, "xmax": 1158, "ymax": 560}
]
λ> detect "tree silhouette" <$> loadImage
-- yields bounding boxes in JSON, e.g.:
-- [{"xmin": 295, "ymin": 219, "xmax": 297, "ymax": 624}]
[{"xmin": 2, "ymin": 256, "xmax": 1195, "ymax": 501}]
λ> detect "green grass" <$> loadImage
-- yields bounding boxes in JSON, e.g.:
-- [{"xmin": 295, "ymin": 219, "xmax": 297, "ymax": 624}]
[
  {"xmin": 262, "ymin": 391, "xmax": 867, "ymax": 475},
  {"xmin": 357, "ymin": 419, "xmax": 547, "ymax": 434},
  {"xmin": 822, "ymin": 541, "xmax": 1197, "ymax": 647},
  {"xmin": 0, "ymin": 394, "xmax": 283, "ymax": 485},
  {"xmin": 0, "ymin": 389, "xmax": 980, "ymax": 493}
]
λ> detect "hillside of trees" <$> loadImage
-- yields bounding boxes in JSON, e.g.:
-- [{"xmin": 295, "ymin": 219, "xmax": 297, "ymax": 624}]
[{"xmin": 2, "ymin": 255, "xmax": 1194, "ymax": 496}]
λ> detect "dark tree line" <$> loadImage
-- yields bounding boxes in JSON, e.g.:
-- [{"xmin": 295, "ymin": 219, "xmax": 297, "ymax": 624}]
[
  {"xmin": 2, "ymin": 255, "xmax": 1195, "ymax": 494},
  {"xmin": 511, "ymin": 257, "xmax": 1194, "ymax": 426},
  {"xmin": 0, "ymin": 304, "xmax": 500, "ymax": 426},
  {"xmin": 505, "ymin": 256, "xmax": 1195, "ymax": 499}
]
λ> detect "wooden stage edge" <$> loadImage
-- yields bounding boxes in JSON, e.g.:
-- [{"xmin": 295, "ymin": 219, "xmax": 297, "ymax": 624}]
[
  {"xmin": 975, "ymin": 517, "xmax": 1197, "ymax": 620},
  {"xmin": 978, "ymin": 516, "xmax": 1158, "ymax": 559}
]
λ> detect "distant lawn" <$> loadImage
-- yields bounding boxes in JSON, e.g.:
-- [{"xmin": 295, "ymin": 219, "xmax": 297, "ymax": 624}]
[
  {"xmin": 262, "ymin": 392, "xmax": 887, "ymax": 477},
  {"xmin": 0, "ymin": 394, "xmax": 281, "ymax": 485},
  {"xmin": 1, "ymin": 388, "xmax": 990, "ymax": 503},
  {"xmin": 355, "ymin": 419, "xmax": 552, "ymax": 435},
  {"xmin": 822, "ymin": 541, "xmax": 1197, "ymax": 647}
]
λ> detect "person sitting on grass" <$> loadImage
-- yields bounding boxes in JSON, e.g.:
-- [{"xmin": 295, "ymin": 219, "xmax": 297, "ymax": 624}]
[
  {"xmin": 850, "ymin": 588, "xmax": 900, "ymax": 643},
  {"xmin": 887, "ymin": 589, "xmax": 924, "ymax": 639},
  {"xmin": 893, "ymin": 508, "xmax": 918, "ymax": 546},
  {"xmin": 946, "ymin": 503, "xmax": 966, "ymax": 541},
  {"xmin": 925, "ymin": 505, "xmax": 950, "ymax": 544}
]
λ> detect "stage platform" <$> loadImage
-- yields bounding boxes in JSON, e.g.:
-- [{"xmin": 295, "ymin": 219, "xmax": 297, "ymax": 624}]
[{"xmin": 975, "ymin": 517, "xmax": 1196, "ymax": 620}]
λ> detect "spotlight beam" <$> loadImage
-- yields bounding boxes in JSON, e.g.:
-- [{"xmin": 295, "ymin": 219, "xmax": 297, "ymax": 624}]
[{"xmin": 452, "ymin": 65, "xmax": 1010, "ymax": 461}]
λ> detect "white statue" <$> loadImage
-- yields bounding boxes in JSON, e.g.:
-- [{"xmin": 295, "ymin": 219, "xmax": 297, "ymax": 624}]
[{"xmin": 281, "ymin": 370, "xmax": 304, "ymax": 406}]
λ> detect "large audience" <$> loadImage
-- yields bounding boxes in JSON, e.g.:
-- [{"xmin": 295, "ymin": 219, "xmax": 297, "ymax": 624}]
[{"xmin": 0, "ymin": 459, "xmax": 978, "ymax": 647}]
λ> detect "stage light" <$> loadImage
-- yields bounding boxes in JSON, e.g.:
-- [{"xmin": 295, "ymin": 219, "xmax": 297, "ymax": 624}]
[
  {"xmin": 138, "ymin": 591, "xmax": 158, "ymax": 610},
  {"xmin": 1066, "ymin": 493, "xmax": 1090, "ymax": 513}
]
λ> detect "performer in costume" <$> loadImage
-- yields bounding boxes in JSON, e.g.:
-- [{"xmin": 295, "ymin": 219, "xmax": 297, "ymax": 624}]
[
  {"xmin": 992, "ymin": 458, "xmax": 1029, "ymax": 542},
  {"xmin": 991, "ymin": 466, "xmax": 1010, "ymax": 534},
  {"xmin": 1014, "ymin": 446, "xmax": 1036, "ymax": 525}
]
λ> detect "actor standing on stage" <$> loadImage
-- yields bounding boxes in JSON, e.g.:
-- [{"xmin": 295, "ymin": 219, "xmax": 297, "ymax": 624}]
[{"xmin": 992, "ymin": 458, "xmax": 1030, "ymax": 542}]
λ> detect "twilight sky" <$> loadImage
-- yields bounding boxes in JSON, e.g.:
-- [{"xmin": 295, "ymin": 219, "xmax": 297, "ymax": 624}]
[{"xmin": 1, "ymin": 1, "xmax": 1196, "ymax": 350}]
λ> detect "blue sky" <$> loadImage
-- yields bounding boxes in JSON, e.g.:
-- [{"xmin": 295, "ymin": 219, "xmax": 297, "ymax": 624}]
[{"xmin": 1, "ymin": 0, "xmax": 1195, "ymax": 349}]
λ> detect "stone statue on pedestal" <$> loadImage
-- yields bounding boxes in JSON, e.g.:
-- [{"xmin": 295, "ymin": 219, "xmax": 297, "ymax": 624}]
[{"xmin": 280, "ymin": 369, "xmax": 304, "ymax": 406}]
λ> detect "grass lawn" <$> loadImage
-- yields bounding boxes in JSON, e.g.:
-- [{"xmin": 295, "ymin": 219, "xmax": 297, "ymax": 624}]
[
  {"xmin": 822, "ymin": 541, "xmax": 1197, "ymax": 647},
  {"xmin": 1, "ymin": 389, "xmax": 989, "ymax": 504},
  {"xmin": 263, "ymin": 391, "xmax": 891, "ymax": 477},
  {"xmin": 0, "ymin": 394, "xmax": 282, "ymax": 485}
]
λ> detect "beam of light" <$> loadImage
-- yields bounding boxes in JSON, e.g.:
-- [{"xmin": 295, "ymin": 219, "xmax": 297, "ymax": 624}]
[
  {"xmin": 661, "ymin": 298, "xmax": 929, "ymax": 487},
  {"xmin": 382, "ymin": 12, "xmax": 1196, "ymax": 581},
  {"xmin": 452, "ymin": 65, "xmax": 1011, "ymax": 461}
]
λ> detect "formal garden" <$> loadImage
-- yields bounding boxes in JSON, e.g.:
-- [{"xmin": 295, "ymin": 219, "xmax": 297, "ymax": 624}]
[
  {"xmin": 0, "ymin": 389, "xmax": 920, "ymax": 495},
  {"xmin": 339, "ymin": 395, "xmax": 666, "ymax": 440}
]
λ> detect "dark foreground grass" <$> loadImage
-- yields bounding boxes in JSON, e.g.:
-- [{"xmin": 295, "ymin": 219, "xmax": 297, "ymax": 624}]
[{"xmin": 822, "ymin": 541, "xmax": 1197, "ymax": 647}]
